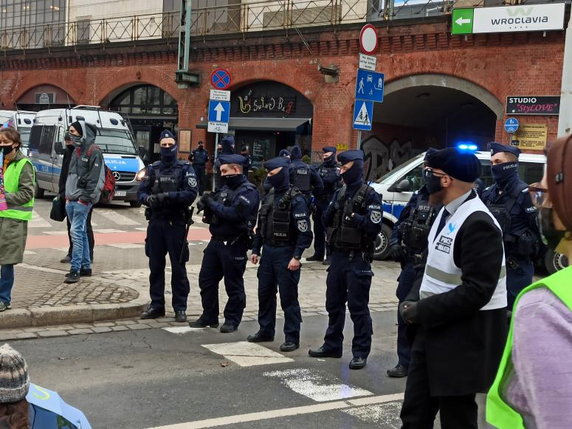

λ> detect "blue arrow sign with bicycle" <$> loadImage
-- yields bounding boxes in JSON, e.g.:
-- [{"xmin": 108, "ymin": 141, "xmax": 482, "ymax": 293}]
[{"xmin": 355, "ymin": 69, "xmax": 384, "ymax": 103}]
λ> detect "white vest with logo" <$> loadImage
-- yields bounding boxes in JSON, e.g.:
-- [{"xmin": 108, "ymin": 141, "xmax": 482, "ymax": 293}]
[{"xmin": 420, "ymin": 196, "xmax": 507, "ymax": 310}]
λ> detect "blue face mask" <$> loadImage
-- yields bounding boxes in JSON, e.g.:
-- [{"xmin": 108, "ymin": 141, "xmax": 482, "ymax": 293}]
[
  {"xmin": 491, "ymin": 162, "xmax": 518, "ymax": 188},
  {"xmin": 267, "ymin": 167, "xmax": 289, "ymax": 190},
  {"xmin": 161, "ymin": 144, "xmax": 178, "ymax": 162}
]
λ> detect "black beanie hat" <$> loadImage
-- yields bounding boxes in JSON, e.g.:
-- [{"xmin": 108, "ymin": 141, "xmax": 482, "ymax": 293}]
[
  {"xmin": 69, "ymin": 121, "xmax": 83, "ymax": 137},
  {"xmin": 426, "ymin": 148, "xmax": 481, "ymax": 183}
]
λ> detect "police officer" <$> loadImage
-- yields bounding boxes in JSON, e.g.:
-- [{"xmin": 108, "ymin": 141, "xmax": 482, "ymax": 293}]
[
  {"xmin": 189, "ymin": 141, "xmax": 209, "ymax": 196},
  {"xmin": 190, "ymin": 154, "xmax": 260, "ymax": 332},
  {"xmin": 138, "ymin": 130, "xmax": 198, "ymax": 322},
  {"xmin": 307, "ymin": 146, "xmax": 340, "ymax": 263},
  {"xmin": 263, "ymin": 149, "xmax": 291, "ymax": 194},
  {"xmin": 309, "ymin": 150, "xmax": 382, "ymax": 370},
  {"xmin": 213, "ymin": 136, "xmax": 235, "ymax": 191},
  {"xmin": 289, "ymin": 145, "xmax": 324, "ymax": 204},
  {"xmin": 240, "ymin": 145, "xmax": 252, "ymax": 173},
  {"xmin": 386, "ymin": 150, "xmax": 441, "ymax": 378},
  {"xmin": 248, "ymin": 156, "xmax": 313, "ymax": 352},
  {"xmin": 481, "ymin": 142, "xmax": 541, "ymax": 310}
]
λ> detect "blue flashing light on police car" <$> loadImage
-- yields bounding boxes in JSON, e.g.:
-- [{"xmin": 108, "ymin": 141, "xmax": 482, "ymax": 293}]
[{"xmin": 456, "ymin": 142, "xmax": 478, "ymax": 152}]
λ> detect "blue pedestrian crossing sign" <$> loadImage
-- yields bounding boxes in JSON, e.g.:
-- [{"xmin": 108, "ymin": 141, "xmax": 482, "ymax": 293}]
[
  {"xmin": 355, "ymin": 69, "xmax": 384, "ymax": 103},
  {"xmin": 208, "ymin": 100, "xmax": 230, "ymax": 133},
  {"xmin": 353, "ymin": 100, "xmax": 373, "ymax": 131},
  {"xmin": 504, "ymin": 117, "xmax": 519, "ymax": 134}
]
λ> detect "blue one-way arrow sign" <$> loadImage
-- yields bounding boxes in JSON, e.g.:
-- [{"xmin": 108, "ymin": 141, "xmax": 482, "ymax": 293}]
[{"xmin": 208, "ymin": 100, "xmax": 230, "ymax": 133}]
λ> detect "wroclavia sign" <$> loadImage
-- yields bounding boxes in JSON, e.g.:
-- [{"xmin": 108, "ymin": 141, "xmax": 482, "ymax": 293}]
[{"xmin": 452, "ymin": 3, "xmax": 565, "ymax": 35}]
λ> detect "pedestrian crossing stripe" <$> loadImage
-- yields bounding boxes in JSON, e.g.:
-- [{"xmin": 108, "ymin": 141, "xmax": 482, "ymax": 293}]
[{"xmin": 202, "ymin": 342, "xmax": 294, "ymax": 366}]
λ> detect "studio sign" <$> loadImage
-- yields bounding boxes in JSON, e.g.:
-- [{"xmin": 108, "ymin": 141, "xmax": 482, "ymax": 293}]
[
  {"xmin": 506, "ymin": 96, "xmax": 560, "ymax": 115},
  {"xmin": 237, "ymin": 95, "xmax": 296, "ymax": 115}
]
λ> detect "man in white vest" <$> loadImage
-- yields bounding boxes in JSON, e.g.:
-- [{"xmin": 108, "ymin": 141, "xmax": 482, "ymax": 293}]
[{"xmin": 399, "ymin": 147, "xmax": 508, "ymax": 429}]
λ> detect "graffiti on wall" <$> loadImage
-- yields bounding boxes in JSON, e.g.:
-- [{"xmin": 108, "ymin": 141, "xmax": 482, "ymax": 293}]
[{"xmin": 361, "ymin": 135, "xmax": 414, "ymax": 181}]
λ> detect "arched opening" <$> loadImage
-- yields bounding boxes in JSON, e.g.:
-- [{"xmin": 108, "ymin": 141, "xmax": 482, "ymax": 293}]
[
  {"xmin": 198, "ymin": 80, "xmax": 313, "ymax": 169},
  {"xmin": 108, "ymin": 84, "xmax": 178, "ymax": 163},
  {"xmin": 362, "ymin": 74, "xmax": 501, "ymax": 181},
  {"xmin": 15, "ymin": 84, "xmax": 76, "ymax": 111}
]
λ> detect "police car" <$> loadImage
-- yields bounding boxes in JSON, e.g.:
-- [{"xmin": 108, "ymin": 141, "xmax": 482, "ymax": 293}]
[{"xmin": 369, "ymin": 149, "xmax": 564, "ymax": 273}]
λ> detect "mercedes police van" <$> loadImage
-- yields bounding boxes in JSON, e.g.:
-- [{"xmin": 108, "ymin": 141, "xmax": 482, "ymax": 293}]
[
  {"xmin": 369, "ymin": 149, "xmax": 563, "ymax": 273},
  {"xmin": 29, "ymin": 106, "xmax": 144, "ymax": 206},
  {"xmin": 0, "ymin": 110, "xmax": 36, "ymax": 155}
]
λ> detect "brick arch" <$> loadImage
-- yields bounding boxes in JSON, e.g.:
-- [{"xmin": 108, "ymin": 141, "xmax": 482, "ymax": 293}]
[
  {"xmin": 97, "ymin": 80, "xmax": 181, "ymax": 108},
  {"xmin": 384, "ymin": 73, "xmax": 504, "ymax": 119},
  {"xmin": 12, "ymin": 81, "xmax": 79, "ymax": 106}
]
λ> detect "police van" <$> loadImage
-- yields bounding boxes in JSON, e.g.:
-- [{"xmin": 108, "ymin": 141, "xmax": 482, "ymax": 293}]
[
  {"xmin": 369, "ymin": 150, "xmax": 564, "ymax": 273},
  {"xmin": 29, "ymin": 106, "xmax": 144, "ymax": 206},
  {"xmin": 0, "ymin": 110, "xmax": 36, "ymax": 155}
]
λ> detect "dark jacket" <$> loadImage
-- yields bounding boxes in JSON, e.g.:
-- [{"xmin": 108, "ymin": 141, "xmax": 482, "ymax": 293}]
[
  {"xmin": 409, "ymin": 201, "xmax": 508, "ymax": 396},
  {"xmin": 65, "ymin": 121, "xmax": 105, "ymax": 204}
]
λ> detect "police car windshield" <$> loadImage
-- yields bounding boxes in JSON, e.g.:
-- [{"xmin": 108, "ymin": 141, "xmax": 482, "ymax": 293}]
[
  {"xmin": 375, "ymin": 153, "xmax": 425, "ymax": 183},
  {"xmin": 95, "ymin": 129, "xmax": 137, "ymax": 155}
]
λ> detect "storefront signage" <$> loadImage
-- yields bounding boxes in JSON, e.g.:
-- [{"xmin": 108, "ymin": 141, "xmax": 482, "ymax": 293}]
[
  {"xmin": 237, "ymin": 95, "xmax": 296, "ymax": 116},
  {"xmin": 506, "ymin": 96, "xmax": 560, "ymax": 116},
  {"xmin": 515, "ymin": 123, "xmax": 548, "ymax": 151}
]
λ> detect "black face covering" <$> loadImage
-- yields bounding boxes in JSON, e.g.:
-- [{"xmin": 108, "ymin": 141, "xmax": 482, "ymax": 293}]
[
  {"xmin": 160, "ymin": 144, "xmax": 178, "ymax": 163},
  {"xmin": 491, "ymin": 162, "xmax": 518, "ymax": 189},
  {"xmin": 1, "ymin": 145, "xmax": 14, "ymax": 156},
  {"xmin": 424, "ymin": 170, "xmax": 443, "ymax": 195},
  {"xmin": 267, "ymin": 167, "xmax": 289, "ymax": 190},
  {"xmin": 223, "ymin": 174, "xmax": 243, "ymax": 189},
  {"xmin": 340, "ymin": 160, "xmax": 363, "ymax": 184}
]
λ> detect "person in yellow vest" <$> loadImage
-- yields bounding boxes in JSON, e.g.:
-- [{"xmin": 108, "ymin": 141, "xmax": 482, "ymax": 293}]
[
  {"xmin": 0, "ymin": 128, "xmax": 35, "ymax": 312},
  {"xmin": 487, "ymin": 136, "xmax": 572, "ymax": 428}
]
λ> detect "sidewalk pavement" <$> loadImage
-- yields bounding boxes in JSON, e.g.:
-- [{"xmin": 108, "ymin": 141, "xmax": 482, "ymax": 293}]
[{"xmin": 0, "ymin": 242, "xmax": 402, "ymax": 338}]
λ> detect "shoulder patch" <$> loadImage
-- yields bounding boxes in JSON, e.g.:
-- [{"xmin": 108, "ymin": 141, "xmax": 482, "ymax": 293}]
[
  {"xmin": 370, "ymin": 210, "xmax": 382, "ymax": 224},
  {"xmin": 297, "ymin": 219, "xmax": 309, "ymax": 232}
]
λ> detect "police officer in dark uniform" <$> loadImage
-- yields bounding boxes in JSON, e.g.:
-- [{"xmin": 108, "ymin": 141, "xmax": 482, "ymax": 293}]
[
  {"xmin": 240, "ymin": 145, "xmax": 252, "ymax": 173},
  {"xmin": 386, "ymin": 150, "xmax": 441, "ymax": 378},
  {"xmin": 189, "ymin": 141, "xmax": 209, "ymax": 196},
  {"xmin": 213, "ymin": 136, "xmax": 235, "ymax": 191},
  {"xmin": 248, "ymin": 156, "xmax": 313, "ymax": 352},
  {"xmin": 138, "ymin": 130, "xmax": 198, "ymax": 322},
  {"xmin": 307, "ymin": 146, "xmax": 340, "ymax": 263},
  {"xmin": 190, "ymin": 154, "xmax": 260, "ymax": 332},
  {"xmin": 288, "ymin": 145, "xmax": 324, "ymax": 204},
  {"xmin": 309, "ymin": 150, "xmax": 382, "ymax": 370},
  {"xmin": 481, "ymin": 142, "xmax": 541, "ymax": 310},
  {"xmin": 263, "ymin": 149, "xmax": 290, "ymax": 195}
]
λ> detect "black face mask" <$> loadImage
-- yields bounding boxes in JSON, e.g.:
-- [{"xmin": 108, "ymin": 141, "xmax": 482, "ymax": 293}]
[
  {"xmin": 424, "ymin": 170, "xmax": 443, "ymax": 195},
  {"xmin": 491, "ymin": 162, "xmax": 518, "ymax": 188},
  {"xmin": 223, "ymin": 174, "xmax": 243, "ymax": 188},
  {"xmin": 1, "ymin": 145, "xmax": 14, "ymax": 156},
  {"xmin": 161, "ymin": 144, "xmax": 178, "ymax": 163},
  {"xmin": 340, "ymin": 161, "xmax": 363, "ymax": 184},
  {"xmin": 267, "ymin": 168, "xmax": 289, "ymax": 190}
]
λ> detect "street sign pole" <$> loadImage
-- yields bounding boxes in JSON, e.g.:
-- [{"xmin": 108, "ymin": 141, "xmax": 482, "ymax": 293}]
[
  {"xmin": 356, "ymin": 130, "xmax": 362, "ymax": 150},
  {"xmin": 212, "ymin": 133, "xmax": 219, "ymax": 192}
]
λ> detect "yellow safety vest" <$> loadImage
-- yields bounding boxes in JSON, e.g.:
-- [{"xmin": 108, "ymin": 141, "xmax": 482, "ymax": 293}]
[
  {"xmin": 486, "ymin": 266, "xmax": 572, "ymax": 428},
  {"xmin": 0, "ymin": 157, "xmax": 34, "ymax": 221}
]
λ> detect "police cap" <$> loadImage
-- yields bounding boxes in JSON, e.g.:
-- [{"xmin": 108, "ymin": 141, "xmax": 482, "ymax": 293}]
[
  {"xmin": 264, "ymin": 156, "xmax": 290, "ymax": 171},
  {"xmin": 424, "ymin": 147, "xmax": 438, "ymax": 161},
  {"xmin": 219, "ymin": 154, "xmax": 246, "ymax": 166},
  {"xmin": 160, "ymin": 130, "xmax": 176, "ymax": 141},
  {"xmin": 337, "ymin": 150, "xmax": 364, "ymax": 165},
  {"xmin": 426, "ymin": 147, "xmax": 481, "ymax": 183},
  {"xmin": 323, "ymin": 146, "xmax": 336, "ymax": 154},
  {"xmin": 278, "ymin": 149, "xmax": 291, "ymax": 157},
  {"xmin": 489, "ymin": 142, "xmax": 520, "ymax": 158}
]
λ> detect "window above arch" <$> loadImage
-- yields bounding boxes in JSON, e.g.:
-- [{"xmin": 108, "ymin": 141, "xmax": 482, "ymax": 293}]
[{"xmin": 109, "ymin": 85, "xmax": 178, "ymax": 117}]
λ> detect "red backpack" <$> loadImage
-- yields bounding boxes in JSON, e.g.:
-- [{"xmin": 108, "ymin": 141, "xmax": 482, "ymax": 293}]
[{"xmin": 76, "ymin": 145, "xmax": 116, "ymax": 204}]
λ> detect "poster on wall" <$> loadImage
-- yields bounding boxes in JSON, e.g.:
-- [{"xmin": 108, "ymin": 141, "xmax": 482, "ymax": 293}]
[{"xmin": 514, "ymin": 124, "xmax": 548, "ymax": 151}]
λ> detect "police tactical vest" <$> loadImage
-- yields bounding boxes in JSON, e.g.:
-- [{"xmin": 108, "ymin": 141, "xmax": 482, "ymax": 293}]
[
  {"xmin": 258, "ymin": 187, "xmax": 301, "ymax": 246},
  {"xmin": 319, "ymin": 163, "xmax": 339, "ymax": 195},
  {"xmin": 0, "ymin": 157, "xmax": 34, "ymax": 221},
  {"xmin": 292, "ymin": 165, "xmax": 311, "ymax": 193},
  {"xmin": 192, "ymin": 149, "xmax": 208, "ymax": 165},
  {"xmin": 487, "ymin": 266, "xmax": 572, "ymax": 429},
  {"xmin": 420, "ymin": 197, "xmax": 507, "ymax": 311},
  {"xmin": 150, "ymin": 161, "xmax": 185, "ymax": 195},
  {"xmin": 328, "ymin": 184, "xmax": 373, "ymax": 251},
  {"xmin": 484, "ymin": 183, "xmax": 527, "ymax": 237},
  {"xmin": 401, "ymin": 202, "xmax": 439, "ymax": 253},
  {"xmin": 212, "ymin": 181, "xmax": 257, "ymax": 233}
]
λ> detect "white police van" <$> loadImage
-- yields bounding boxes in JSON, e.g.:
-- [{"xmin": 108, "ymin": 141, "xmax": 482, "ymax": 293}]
[
  {"xmin": 29, "ymin": 106, "xmax": 144, "ymax": 206},
  {"xmin": 0, "ymin": 110, "xmax": 36, "ymax": 155},
  {"xmin": 369, "ymin": 150, "xmax": 563, "ymax": 273}
]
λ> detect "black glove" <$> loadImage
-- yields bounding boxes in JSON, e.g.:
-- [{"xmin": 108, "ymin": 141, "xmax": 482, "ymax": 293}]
[
  {"xmin": 399, "ymin": 301, "xmax": 419, "ymax": 324},
  {"xmin": 388, "ymin": 244, "xmax": 405, "ymax": 262},
  {"xmin": 146, "ymin": 193, "xmax": 167, "ymax": 208}
]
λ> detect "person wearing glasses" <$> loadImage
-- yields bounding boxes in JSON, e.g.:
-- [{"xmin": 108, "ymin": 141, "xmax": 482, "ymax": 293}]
[
  {"xmin": 481, "ymin": 143, "xmax": 542, "ymax": 310},
  {"xmin": 399, "ymin": 147, "xmax": 508, "ymax": 429}
]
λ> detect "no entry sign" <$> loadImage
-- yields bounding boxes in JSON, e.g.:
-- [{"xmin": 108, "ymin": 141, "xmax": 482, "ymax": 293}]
[
  {"xmin": 210, "ymin": 69, "xmax": 232, "ymax": 90},
  {"xmin": 359, "ymin": 24, "xmax": 378, "ymax": 55}
]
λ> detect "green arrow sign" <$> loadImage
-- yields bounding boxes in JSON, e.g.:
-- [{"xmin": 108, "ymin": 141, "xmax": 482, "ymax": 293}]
[{"xmin": 452, "ymin": 9, "xmax": 474, "ymax": 35}]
